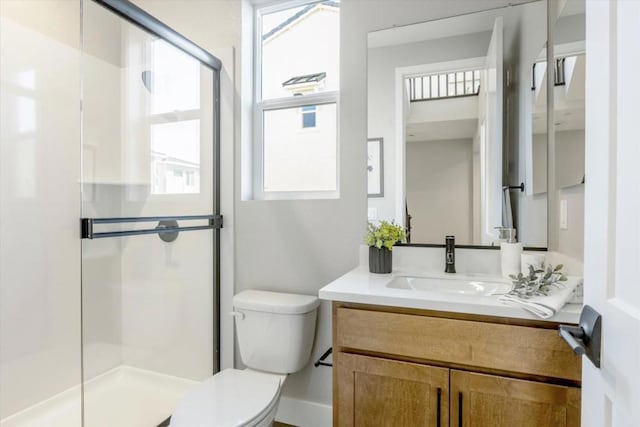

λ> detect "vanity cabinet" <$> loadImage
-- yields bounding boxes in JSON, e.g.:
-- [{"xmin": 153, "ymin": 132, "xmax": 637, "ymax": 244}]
[{"xmin": 332, "ymin": 303, "xmax": 582, "ymax": 426}]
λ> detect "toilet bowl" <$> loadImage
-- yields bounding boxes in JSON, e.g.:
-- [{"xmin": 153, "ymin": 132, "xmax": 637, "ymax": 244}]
[
  {"xmin": 170, "ymin": 369, "xmax": 286, "ymax": 427},
  {"xmin": 170, "ymin": 290, "xmax": 320, "ymax": 427}
]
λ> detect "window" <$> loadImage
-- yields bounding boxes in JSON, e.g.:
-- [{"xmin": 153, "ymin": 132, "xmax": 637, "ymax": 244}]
[
  {"xmin": 148, "ymin": 39, "xmax": 202, "ymax": 195},
  {"xmin": 301, "ymin": 105, "xmax": 317, "ymax": 128},
  {"xmin": 406, "ymin": 69, "xmax": 481, "ymax": 102},
  {"xmin": 254, "ymin": 1, "xmax": 340, "ymax": 199}
]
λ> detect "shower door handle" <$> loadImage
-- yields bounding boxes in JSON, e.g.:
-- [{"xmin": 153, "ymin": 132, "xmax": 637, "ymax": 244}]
[{"xmin": 81, "ymin": 214, "xmax": 223, "ymax": 239}]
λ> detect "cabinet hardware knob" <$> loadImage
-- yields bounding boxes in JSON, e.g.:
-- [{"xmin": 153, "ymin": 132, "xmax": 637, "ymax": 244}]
[
  {"xmin": 436, "ymin": 387, "xmax": 441, "ymax": 427},
  {"xmin": 458, "ymin": 392, "xmax": 463, "ymax": 427}
]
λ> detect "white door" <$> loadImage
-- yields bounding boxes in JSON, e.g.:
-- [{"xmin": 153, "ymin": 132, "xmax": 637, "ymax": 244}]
[{"xmin": 582, "ymin": 1, "xmax": 640, "ymax": 425}]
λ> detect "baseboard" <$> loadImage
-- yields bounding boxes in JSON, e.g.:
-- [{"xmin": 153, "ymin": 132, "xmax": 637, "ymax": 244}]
[{"xmin": 275, "ymin": 396, "xmax": 332, "ymax": 427}]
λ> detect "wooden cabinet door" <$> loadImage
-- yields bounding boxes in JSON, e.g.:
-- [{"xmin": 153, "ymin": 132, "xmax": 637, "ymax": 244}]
[
  {"xmin": 450, "ymin": 370, "xmax": 581, "ymax": 427},
  {"xmin": 335, "ymin": 353, "xmax": 448, "ymax": 427}
]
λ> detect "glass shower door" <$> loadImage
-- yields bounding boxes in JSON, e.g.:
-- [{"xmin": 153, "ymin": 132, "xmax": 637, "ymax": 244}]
[{"xmin": 80, "ymin": 1, "xmax": 220, "ymax": 425}]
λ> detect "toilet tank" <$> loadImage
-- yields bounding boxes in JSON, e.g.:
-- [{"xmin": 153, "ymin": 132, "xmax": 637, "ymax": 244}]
[{"xmin": 233, "ymin": 290, "xmax": 320, "ymax": 374}]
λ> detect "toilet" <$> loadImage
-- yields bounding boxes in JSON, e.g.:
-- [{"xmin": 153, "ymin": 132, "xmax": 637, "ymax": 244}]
[{"xmin": 170, "ymin": 290, "xmax": 320, "ymax": 427}]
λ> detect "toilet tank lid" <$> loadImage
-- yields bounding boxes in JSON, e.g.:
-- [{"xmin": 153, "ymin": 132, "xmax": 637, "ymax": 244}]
[{"xmin": 233, "ymin": 290, "xmax": 320, "ymax": 314}]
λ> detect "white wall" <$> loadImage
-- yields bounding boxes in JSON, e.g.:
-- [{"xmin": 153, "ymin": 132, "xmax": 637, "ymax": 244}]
[
  {"xmin": 557, "ymin": 184, "xmax": 584, "ymax": 259},
  {"xmin": 555, "ymin": 129, "xmax": 584, "ymax": 189},
  {"xmin": 522, "ymin": 129, "xmax": 584, "ymax": 252},
  {"xmin": 406, "ymin": 139, "xmax": 474, "ymax": 243},
  {"xmin": 0, "ymin": 1, "xmax": 81, "ymax": 419}
]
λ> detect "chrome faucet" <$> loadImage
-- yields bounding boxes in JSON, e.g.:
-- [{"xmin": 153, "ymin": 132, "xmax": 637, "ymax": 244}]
[{"xmin": 445, "ymin": 235, "xmax": 456, "ymax": 273}]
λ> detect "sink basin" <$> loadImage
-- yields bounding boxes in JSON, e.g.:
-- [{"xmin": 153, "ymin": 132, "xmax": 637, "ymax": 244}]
[{"xmin": 387, "ymin": 275, "xmax": 513, "ymax": 296}]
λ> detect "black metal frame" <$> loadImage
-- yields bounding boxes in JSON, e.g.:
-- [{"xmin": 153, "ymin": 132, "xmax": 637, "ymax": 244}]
[
  {"xmin": 396, "ymin": 243, "xmax": 548, "ymax": 251},
  {"xmin": 80, "ymin": 215, "xmax": 223, "ymax": 239},
  {"xmin": 94, "ymin": 0, "xmax": 221, "ymax": 71},
  {"xmin": 314, "ymin": 347, "xmax": 333, "ymax": 368},
  {"xmin": 507, "ymin": 183, "xmax": 526, "ymax": 192},
  {"xmin": 408, "ymin": 70, "xmax": 481, "ymax": 102},
  {"xmin": 85, "ymin": 0, "xmax": 223, "ymax": 385}
]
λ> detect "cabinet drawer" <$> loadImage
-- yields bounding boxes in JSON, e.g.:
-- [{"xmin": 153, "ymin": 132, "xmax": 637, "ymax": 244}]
[{"xmin": 336, "ymin": 307, "xmax": 581, "ymax": 381}]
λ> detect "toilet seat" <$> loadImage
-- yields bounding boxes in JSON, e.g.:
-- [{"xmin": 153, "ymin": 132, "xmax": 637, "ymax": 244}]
[{"xmin": 170, "ymin": 369, "xmax": 286, "ymax": 427}]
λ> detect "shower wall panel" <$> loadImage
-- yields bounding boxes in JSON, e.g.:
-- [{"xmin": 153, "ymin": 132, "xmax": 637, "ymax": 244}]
[{"xmin": 0, "ymin": 1, "xmax": 82, "ymax": 420}]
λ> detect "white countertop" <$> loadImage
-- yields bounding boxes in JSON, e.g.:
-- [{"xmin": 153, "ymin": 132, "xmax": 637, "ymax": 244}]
[{"xmin": 319, "ymin": 267, "xmax": 582, "ymax": 324}]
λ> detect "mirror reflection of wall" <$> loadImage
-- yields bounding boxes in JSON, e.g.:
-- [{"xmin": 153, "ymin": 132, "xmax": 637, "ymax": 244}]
[
  {"xmin": 531, "ymin": 49, "xmax": 548, "ymax": 196},
  {"xmin": 553, "ymin": 0, "xmax": 585, "ymax": 258},
  {"xmin": 367, "ymin": 1, "xmax": 547, "ymax": 247}
]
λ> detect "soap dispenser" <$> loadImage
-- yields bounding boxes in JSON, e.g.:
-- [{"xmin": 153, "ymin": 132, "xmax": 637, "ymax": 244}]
[{"xmin": 499, "ymin": 228, "xmax": 522, "ymax": 278}]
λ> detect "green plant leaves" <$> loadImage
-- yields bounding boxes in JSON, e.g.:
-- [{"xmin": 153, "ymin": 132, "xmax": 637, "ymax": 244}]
[
  {"xmin": 508, "ymin": 263, "xmax": 568, "ymax": 298},
  {"xmin": 365, "ymin": 221, "xmax": 407, "ymax": 251}
]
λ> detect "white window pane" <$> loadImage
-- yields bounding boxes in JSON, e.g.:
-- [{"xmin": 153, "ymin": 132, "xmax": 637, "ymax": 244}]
[
  {"xmin": 261, "ymin": 2, "xmax": 340, "ymax": 100},
  {"xmin": 150, "ymin": 40, "xmax": 200, "ymax": 114},
  {"xmin": 150, "ymin": 120, "xmax": 200, "ymax": 194},
  {"xmin": 414, "ymin": 78, "xmax": 422, "ymax": 99},
  {"xmin": 263, "ymin": 103, "xmax": 337, "ymax": 192},
  {"xmin": 465, "ymin": 81, "xmax": 474, "ymax": 94},
  {"xmin": 439, "ymin": 76, "xmax": 446, "ymax": 97}
]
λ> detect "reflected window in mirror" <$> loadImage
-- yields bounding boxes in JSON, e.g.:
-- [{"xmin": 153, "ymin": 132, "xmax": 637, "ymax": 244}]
[{"xmin": 147, "ymin": 39, "xmax": 202, "ymax": 195}]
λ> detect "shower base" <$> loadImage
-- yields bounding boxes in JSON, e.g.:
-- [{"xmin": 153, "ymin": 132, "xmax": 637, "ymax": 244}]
[{"xmin": 0, "ymin": 366, "xmax": 198, "ymax": 427}]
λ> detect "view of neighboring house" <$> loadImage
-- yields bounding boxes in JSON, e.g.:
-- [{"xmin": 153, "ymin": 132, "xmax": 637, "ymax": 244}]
[
  {"xmin": 148, "ymin": 38, "xmax": 203, "ymax": 195},
  {"xmin": 260, "ymin": 1, "xmax": 339, "ymax": 193}
]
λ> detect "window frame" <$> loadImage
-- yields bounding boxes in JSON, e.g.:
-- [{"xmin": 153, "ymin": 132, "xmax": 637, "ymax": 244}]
[{"xmin": 253, "ymin": 0, "xmax": 340, "ymax": 200}]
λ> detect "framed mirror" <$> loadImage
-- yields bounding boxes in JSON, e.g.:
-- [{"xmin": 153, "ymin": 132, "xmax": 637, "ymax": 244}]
[{"xmin": 367, "ymin": 1, "xmax": 548, "ymax": 248}]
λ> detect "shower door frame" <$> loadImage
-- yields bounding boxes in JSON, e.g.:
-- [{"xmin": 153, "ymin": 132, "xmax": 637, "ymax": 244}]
[{"xmin": 82, "ymin": 0, "xmax": 223, "ymax": 402}]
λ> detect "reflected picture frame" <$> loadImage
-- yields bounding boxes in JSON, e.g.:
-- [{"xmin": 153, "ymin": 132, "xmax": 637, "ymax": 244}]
[{"xmin": 367, "ymin": 137, "xmax": 384, "ymax": 197}]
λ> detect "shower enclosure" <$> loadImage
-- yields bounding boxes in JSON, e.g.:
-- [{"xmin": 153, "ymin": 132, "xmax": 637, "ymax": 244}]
[{"xmin": 0, "ymin": 1, "xmax": 221, "ymax": 425}]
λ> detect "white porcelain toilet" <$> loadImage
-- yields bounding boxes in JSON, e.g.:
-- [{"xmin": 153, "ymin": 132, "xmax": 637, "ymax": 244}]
[{"xmin": 170, "ymin": 290, "xmax": 320, "ymax": 427}]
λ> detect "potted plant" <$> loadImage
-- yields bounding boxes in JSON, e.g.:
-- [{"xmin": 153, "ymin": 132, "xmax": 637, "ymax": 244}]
[{"xmin": 365, "ymin": 221, "xmax": 407, "ymax": 274}]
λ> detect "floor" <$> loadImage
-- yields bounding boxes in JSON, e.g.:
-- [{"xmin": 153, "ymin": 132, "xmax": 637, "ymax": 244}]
[{"xmin": 0, "ymin": 366, "xmax": 197, "ymax": 427}]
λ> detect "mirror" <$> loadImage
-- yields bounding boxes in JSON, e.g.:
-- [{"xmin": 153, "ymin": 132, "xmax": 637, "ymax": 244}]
[
  {"xmin": 551, "ymin": 0, "xmax": 585, "ymax": 256},
  {"xmin": 367, "ymin": 1, "xmax": 547, "ymax": 247}
]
